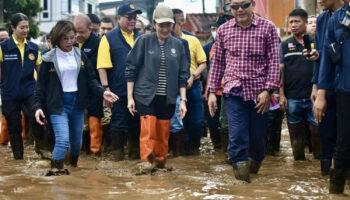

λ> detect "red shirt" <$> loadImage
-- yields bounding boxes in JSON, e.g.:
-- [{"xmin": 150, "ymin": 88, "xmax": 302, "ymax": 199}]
[{"xmin": 208, "ymin": 15, "xmax": 280, "ymax": 101}]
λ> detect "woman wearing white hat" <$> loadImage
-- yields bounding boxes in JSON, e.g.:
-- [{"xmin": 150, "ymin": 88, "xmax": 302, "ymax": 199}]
[{"xmin": 126, "ymin": 5, "xmax": 189, "ymax": 168}]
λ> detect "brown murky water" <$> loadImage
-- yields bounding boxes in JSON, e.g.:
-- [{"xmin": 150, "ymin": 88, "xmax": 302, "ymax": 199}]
[{"xmin": 1, "ymin": 129, "xmax": 349, "ymax": 200}]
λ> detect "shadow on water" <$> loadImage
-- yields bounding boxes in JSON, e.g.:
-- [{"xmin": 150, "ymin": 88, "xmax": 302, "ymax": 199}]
[{"xmin": 0, "ymin": 129, "xmax": 349, "ymax": 200}]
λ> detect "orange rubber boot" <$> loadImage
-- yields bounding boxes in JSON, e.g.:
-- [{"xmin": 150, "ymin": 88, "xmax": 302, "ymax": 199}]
[
  {"xmin": 154, "ymin": 119, "xmax": 171, "ymax": 168},
  {"xmin": 89, "ymin": 116, "xmax": 103, "ymax": 154},
  {"xmin": 0, "ymin": 115, "xmax": 9, "ymax": 145},
  {"xmin": 139, "ymin": 115, "xmax": 157, "ymax": 163}
]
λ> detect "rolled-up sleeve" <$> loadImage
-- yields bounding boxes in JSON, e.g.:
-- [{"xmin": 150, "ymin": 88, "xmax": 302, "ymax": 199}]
[
  {"xmin": 264, "ymin": 23, "xmax": 280, "ymax": 90},
  {"xmin": 125, "ymin": 37, "xmax": 145, "ymax": 82},
  {"xmin": 208, "ymin": 27, "xmax": 226, "ymax": 93},
  {"xmin": 318, "ymin": 18, "xmax": 336, "ymax": 90},
  {"xmin": 178, "ymin": 44, "xmax": 190, "ymax": 88}
]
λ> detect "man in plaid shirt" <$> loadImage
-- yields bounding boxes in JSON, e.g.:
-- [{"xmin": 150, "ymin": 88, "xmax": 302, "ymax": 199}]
[{"xmin": 208, "ymin": 0, "xmax": 280, "ymax": 183}]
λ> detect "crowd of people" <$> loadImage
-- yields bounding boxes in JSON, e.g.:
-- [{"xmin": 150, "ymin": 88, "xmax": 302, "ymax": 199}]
[{"xmin": 0, "ymin": 0, "xmax": 349, "ymax": 194}]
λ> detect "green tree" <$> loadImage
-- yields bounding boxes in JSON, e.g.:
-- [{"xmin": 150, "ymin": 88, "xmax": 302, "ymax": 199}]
[{"xmin": 3, "ymin": 0, "xmax": 42, "ymax": 39}]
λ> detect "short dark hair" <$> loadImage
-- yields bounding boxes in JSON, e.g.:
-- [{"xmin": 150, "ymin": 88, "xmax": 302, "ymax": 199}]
[
  {"xmin": 172, "ymin": 8, "xmax": 183, "ymax": 15},
  {"xmin": 101, "ymin": 17, "xmax": 114, "ymax": 26},
  {"xmin": 0, "ymin": 27, "xmax": 8, "ymax": 32},
  {"xmin": 87, "ymin": 14, "xmax": 100, "ymax": 24},
  {"xmin": 50, "ymin": 20, "xmax": 76, "ymax": 48},
  {"xmin": 289, "ymin": 8, "xmax": 308, "ymax": 21},
  {"xmin": 145, "ymin": 24, "xmax": 152, "ymax": 31}
]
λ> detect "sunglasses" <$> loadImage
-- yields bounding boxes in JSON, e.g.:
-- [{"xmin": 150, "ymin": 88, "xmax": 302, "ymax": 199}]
[
  {"xmin": 123, "ymin": 15, "xmax": 137, "ymax": 21},
  {"xmin": 230, "ymin": 1, "xmax": 252, "ymax": 10}
]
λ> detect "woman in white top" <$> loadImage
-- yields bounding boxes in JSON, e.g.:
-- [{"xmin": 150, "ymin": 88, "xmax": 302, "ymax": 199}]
[{"xmin": 33, "ymin": 20, "xmax": 118, "ymax": 175}]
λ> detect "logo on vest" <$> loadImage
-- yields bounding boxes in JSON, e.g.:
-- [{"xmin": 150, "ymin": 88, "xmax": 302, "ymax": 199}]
[
  {"xmin": 171, "ymin": 48, "xmax": 177, "ymax": 57},
  {"xmin": 130, "ymin": 4, "xmax": 135, "ymax": 9},
  {"xmin": 81, "ymin": 61, "xmax": 85, "ymax": 68},
  {"xmin": 84, "ymin": 48, "xmax": 91, "ymax": 53},
  {"xmin": 28, "ymin": 53, "xmax": 35, "ymax": 61},
  {"xmin": 49, "ymin": 68, "xmax": 56, "ymax": 72},
  {"xmin": 148, "ymin": 50, "xmax": 154, "ymax": 54}
]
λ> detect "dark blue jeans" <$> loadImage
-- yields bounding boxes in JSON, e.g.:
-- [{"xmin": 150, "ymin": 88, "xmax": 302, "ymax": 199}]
[
  {"xmin": 183, "ymin": 79, "xmax": 204, "ymax": 148},
  {"xmin": 50, "ymin": 92, "xmax": 84, "ymax": 160},
  {"xmin": 225, "ymin": 96, "xmax": 267, "ymax": 164},
  {"xmin": 319, "ymin": 95, "xmax": 337, "ymax": 160}
]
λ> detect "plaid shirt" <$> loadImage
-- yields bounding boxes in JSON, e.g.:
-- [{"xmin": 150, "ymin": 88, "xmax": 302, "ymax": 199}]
[{"xmin": 208, "ymin": 15, "xmax": 280, "ymax": 101}]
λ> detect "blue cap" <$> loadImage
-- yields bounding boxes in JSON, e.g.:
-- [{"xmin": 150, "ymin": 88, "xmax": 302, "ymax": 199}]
[{"xmin": 117, "ymin": 3, "xmax": 142, "ymax": 16}]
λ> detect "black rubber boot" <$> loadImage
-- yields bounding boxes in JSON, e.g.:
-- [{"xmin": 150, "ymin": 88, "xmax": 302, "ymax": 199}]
[
  {"xmin": 46, "ymin": 160, "xmax": 70, "ymax": 176},
  {"xmin": 288, "ymin": 123, "xmax": 306, "ymax": 160},
  {"xmin": 111, "ymin": 131, "xmax": 126, "ymax": 161},
  {"xmin": 309, "ymin": 124, "xmax": 321, "ymax": 160},
  {"xmin": 209, "ymin": 128, "xmax": 222, "ymax": 150},
  {"xmin": 249, "ymin": 158, "xmax": 262, "ymax": 174},
  {"xmin": 329, "ymin": 168, "xmax": 346, "ymax": 194},
  {"xmin": 172, "ymin": 129, "xmax": 184, "ymax": 157},
  {"xmin": 232, "ymin": 161, "xmax": 250, "ymax": 183},
  {"xmin": 9, "ymin": 134, "xmax": 24, "ymax": 160},
  {"xmin": 320, "ymin": 159, "xmax": 332, "ymax": 176},
  {"xmin": 127, "ymin": 130, "xmax": 140, "ymax": 160},
  {"xmin": 69, "ymin": 154, "xmax": 79, "ymax": 167}
]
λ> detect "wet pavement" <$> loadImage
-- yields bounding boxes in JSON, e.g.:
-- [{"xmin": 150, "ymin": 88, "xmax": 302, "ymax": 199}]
[{"xmin": 0, "ymin": 129, "xmax": 349, "ymax": 200}]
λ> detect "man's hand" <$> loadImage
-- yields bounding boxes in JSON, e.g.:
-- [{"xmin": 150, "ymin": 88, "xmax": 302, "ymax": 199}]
[
  {"xmin": 313, "ymin": 93, "xmax": 327, "ymax": 123},
  {"xmin": 255, "ymin": 91, "xmax": 270, "ymax": 114},
  {"xmin": 279, "ymin": 94, "xmax": 288, "ymax": 112},
  {"xmin": 103, "ymin": 91, "xmax": 118, "ymax": 108},
  {"xmin": 187, "ymin": 76, "xmax": 194, "ymax": 89},
  {"xmin": 310, "ymin": 84, "xmax": 318, "ymax": 104},
  {"xmin": 303, "ymin": 49, "xmax": 319, "ymax": 61},
  {"xmin": 208, "ymin": 93, "xmax": 217, "ymax": 117}
]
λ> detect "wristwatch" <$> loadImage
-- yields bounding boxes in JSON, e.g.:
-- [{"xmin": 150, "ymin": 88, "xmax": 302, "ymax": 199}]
[
  {"xmin": 180, "ymin": 98, "xmax": 188, "ymax": 103},
  {"xmin": 192, "ymin": 73, "xmax": 197, "ymax": 78},
  {"xmin": 265, "ymin": 89, "xmax": 274, "ymax": 94},
  {"xmin": 102, "ymin": 85, "xmax": 109, "ymax": 89}
]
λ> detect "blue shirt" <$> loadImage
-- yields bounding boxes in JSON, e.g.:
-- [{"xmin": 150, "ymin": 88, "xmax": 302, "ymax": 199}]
[
  {"xmin": 312, "ymin": 10, "xmax": 332, "ymax": 85},
  {"xmin": 319, "ymin": 2, "xmax": 350, "ymax": 94}
]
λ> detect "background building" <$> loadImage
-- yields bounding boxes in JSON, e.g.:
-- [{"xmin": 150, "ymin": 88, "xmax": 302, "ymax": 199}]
[{"xmin": 38, "ymin": 0, "xmax": 99, "ymax": 34}]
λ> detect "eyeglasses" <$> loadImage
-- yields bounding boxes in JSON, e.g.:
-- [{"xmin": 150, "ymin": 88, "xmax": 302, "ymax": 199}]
[
  {"xmin": 123, "ymin": 15, "xmax": 137, "ymax": 21},
  {"xmin": 230, "ymin": 1, "xmax": 252, "ymax": 10},
  {"xmin": 62, "ymin": 36, "xmax": 76, "ymax": 43}
]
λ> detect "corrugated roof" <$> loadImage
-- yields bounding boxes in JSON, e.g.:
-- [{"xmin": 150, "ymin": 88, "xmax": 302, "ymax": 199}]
[{"xmin": 185, "ymin": 13, "xmax": 218, "ymax": 38}]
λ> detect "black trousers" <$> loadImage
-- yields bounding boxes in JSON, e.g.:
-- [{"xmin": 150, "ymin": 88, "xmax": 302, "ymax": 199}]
[
  {"xmin": 334, "ymin": 92, "xmax": 350, "ymax": 169},
  {"xmin": 2, "ymin": 96, "xmax": 35, "ymax": 138},
  {"xmin": 136, "ymin": 95, "xmax": 175, "ymax": 120}
]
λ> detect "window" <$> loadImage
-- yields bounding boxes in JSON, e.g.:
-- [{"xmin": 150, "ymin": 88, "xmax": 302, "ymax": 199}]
[
  {"xmin": 41, "ymin": 0, "xmax": 50, "ymax": 20},
  {"xmin": 88, "ymin": 3, "xmax": 92, "ymax": 14}
]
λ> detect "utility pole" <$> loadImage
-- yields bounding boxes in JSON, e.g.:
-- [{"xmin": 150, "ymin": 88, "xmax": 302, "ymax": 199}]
[{"xmin": 202, "ymin": 0, "xmax": 205, "ymax": 13}]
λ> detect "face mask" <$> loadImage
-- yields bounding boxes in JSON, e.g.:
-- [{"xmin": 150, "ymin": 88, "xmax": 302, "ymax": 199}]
[{"xmin": 211, "ymin": 31, "xmax": 216, "ymax": 39}]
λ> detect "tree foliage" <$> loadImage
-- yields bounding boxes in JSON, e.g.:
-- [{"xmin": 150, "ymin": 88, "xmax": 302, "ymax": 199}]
[{"xmin": 3, "ymin": 0, "xmax": 42, "ymax": 38}]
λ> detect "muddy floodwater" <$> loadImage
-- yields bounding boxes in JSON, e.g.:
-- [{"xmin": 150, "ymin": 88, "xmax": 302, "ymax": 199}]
[{"xmin": 0, "ymin": 129, "xmax": 349, "ymax": 200}]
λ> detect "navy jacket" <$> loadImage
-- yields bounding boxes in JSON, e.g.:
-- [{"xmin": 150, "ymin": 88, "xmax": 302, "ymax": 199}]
[
  {"xmin": 319, "ymin": 2, "xmax": 350, "ymax": 94},
  {"xmin": 0, "ymin": 37, "xmax": 39, "ymax": 101},
  {"xmin": 77, "ymin": 32, "xmax": 103, "ymax": 117},
  {"xmin": 105, "ymin": 25, "xmax": 141, "ymax": 96}
]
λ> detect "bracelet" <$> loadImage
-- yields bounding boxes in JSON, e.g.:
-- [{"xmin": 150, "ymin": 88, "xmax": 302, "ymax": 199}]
[
  {"xmin": 192, "ymin": 73, "xmax": 196, "ymax": 78},
  {"xmin": 180, "ymin": 98, "xmax": 187, "ymax": 103},
  {"xmin": 102, "ymin": 85, "xmax": 109, "ymax": 89}
]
